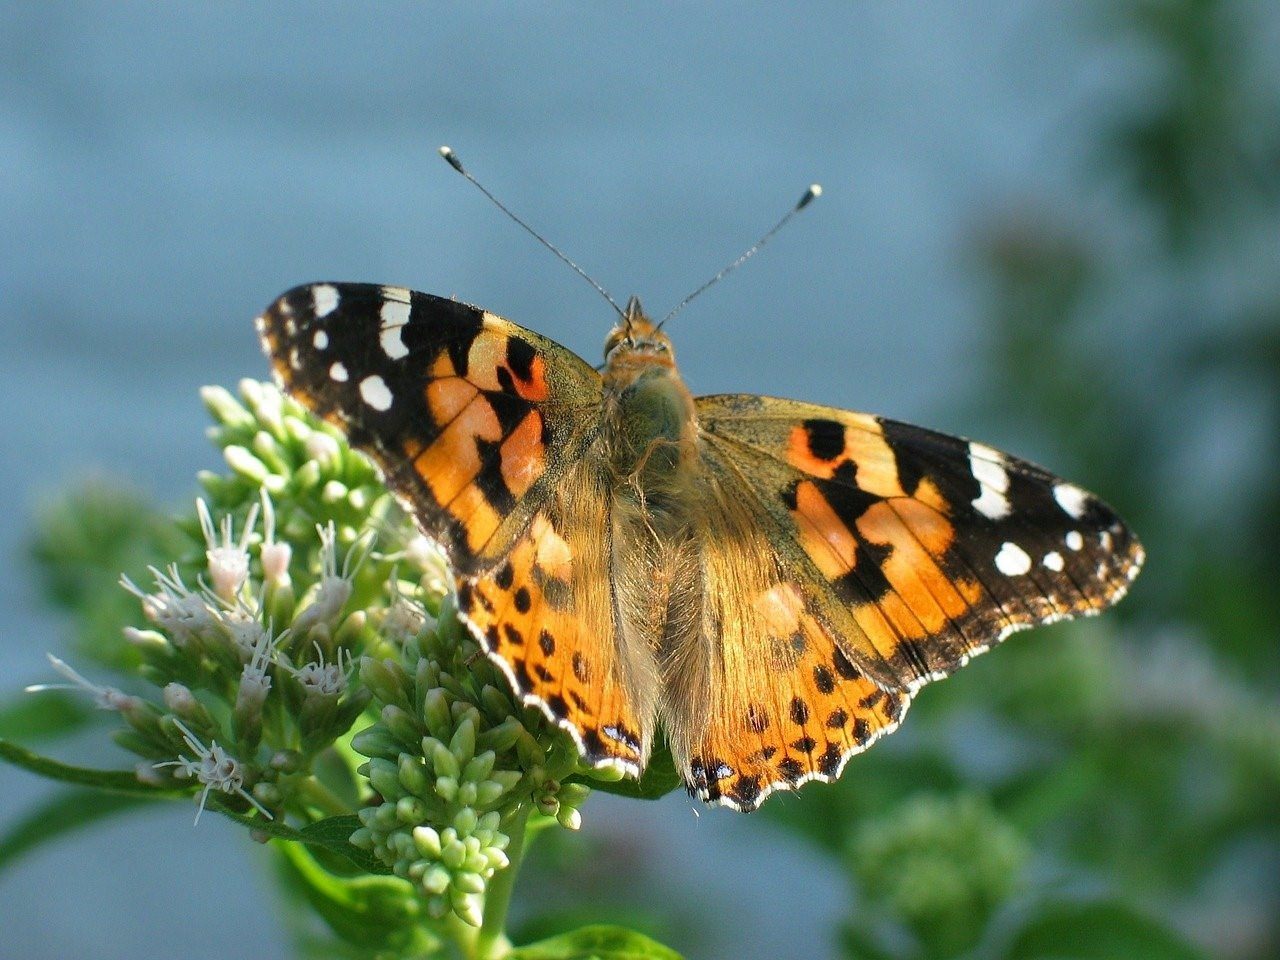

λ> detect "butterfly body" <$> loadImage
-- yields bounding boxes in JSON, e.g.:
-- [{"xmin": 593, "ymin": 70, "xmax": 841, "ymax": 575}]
[{"xmin": 258, "ymin": 282, "xmax": 1143, "ymax": 811}]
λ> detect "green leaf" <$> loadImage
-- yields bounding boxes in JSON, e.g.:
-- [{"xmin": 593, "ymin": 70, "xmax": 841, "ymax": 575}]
[
  {"xmin": 212, "ymin": 810, "xmax": 390, "ymax": 876},
  {"xmin": 582, "ymin": 740, "xmax": 682, "ymax": 802},
  {"xmin": 0, "ymin": 692, "xmax": 93, "ymax": 742},
  {"xmin": 0, "ymin": 788, "xmax": 151, "ymax": 871},
  {"xmin": 273, "ymin": 841, "xmax": 434, "ymax": 956},
  {"xmin": 0, "ymin": 738, "xmax": 177, "ymax": 795},
  {"xmin": 1001, "ymin": 900, "xmax": 1209, "ymax": 960},
  {"xmin": 510, "ymin": 924, "xmax": 684, "ymax": 960}
]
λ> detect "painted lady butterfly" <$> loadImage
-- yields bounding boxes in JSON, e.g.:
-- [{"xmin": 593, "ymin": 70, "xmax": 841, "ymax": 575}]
[{"xmin": 257, "ymin": 207, "xmax": 1142, "ymax": 813}]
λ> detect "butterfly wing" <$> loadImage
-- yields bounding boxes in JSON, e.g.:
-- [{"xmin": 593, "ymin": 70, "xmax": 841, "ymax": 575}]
[
  {"xmin": 258, "ymin": 283, "xmax": 602, "ymax": 574},
  {"xmin": 458, "ymin": 458, "xmax": 651, "ymax": 772},
  {"xmin": 675, "ymin": 393, "xmax": 1143, "ymax": 809},
  {"xmin": 259, "ymin": 285, "xmax": 648, "ymax": 769}
]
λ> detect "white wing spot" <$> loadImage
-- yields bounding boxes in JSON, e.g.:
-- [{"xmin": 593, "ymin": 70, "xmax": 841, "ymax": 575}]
[
  {"xmin": 1053, "ymin": 483, "xmax": 1089, "ymax": 519},
  {"xmin": 379, "ymin": 301, "xmax": 410, "ymax": 360},
  {"xmin": 1100, "ymin": 530, "xmax": 1113, "ymax": 551},
  {"xmin": 969, "ymin": 442, "xmax": 1011, "ymax": 520},
  {"xmin": 995, "ymin": 541, "xmax": 1032, "ymax": 576},
  {"xmin": 288, "ymin": 347, "xmax": 301, "ymax": 370},
  {"xmin": 329, "ymin": 362, "xmax": 349, "ymax": 382},
  {"xmin": 1043, "ymin": 551, "xmax": 1064, "ymax": 572},
  {"xmin": 313, "ymin": 330, "xmax": 329, "ymax": 350},
  {"xmin": 1065, "ymin": 530, "xmax": 1084, "ymax": 551},
  {"xmin": 313, "ymin": 284, "xmax": 340, "ymax": 319},
  {"xmin": 359, "ymin": 375, "xmax": 393, "ymax": 411}
]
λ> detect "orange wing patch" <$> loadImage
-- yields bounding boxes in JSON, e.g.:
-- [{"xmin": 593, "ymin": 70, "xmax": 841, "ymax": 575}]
[
  {"xmin": 687, "ymin": 588, "xmax": 908, "ymax": 810},
  {"xmin": 458, "ymin": 506, "xmax": 647, "ymax": 773}
]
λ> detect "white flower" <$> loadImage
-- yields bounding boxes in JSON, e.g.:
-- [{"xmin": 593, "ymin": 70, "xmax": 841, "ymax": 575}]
[
  {"xmin": 121, "ymin": 565, "xmax": 216, "ymax": 646},
  {"xmin": 292, "ymin": 523, "xmax": 369, "ymax": 633},
  {"xmin": 237, "ymin": 621, "xmax": 279, "ymax": 706},
  {"xmin": 197, "ymin": 498, "xmax": 260, "ymax": 603},
  {"xmin": 258, "ymin": 489, "xmax": 292, "ymax": 588},
  {"xmin": 286, "ymin": 641, "xmax": 352, "ymax": 699},
  {"xmin": 25, "ymin": 654, "xmax": 140, "ymax": 712},
  {"xmin": 154, "ymin": 718, "xmax": 272, "ymax": 825}
]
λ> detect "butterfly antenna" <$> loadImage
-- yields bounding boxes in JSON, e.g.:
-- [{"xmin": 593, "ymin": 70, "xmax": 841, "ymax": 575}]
[
  {"xmin": 655, "ymin": 183, "xmax": 822, "ymax": 332},
  {"xmin": 439, "ymin": 146, "xmax": 625, "ymax": 319}
]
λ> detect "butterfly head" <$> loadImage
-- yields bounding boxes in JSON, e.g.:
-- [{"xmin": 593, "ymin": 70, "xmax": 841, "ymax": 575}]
[{"xmin": 604, "ymin": 296, "xmax": 676, "ymax": 371}]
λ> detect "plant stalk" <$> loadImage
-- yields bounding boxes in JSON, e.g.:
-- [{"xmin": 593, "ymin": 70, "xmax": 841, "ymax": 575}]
[{"xmin": 471, "ymin": 802, "xmax": 531, "ymax": 960}]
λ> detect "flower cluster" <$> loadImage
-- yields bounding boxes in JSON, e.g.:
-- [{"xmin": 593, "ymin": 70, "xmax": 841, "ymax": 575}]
[
  {"xmin": 27, "ymin": 380, "xmax": 597, "ymax": 931},
  {"xmin": 352, "ymin": 594, "xmax": 592, "ymax": 923}
]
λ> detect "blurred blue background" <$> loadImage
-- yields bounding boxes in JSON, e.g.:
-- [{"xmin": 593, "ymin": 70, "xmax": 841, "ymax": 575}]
[{"xmin": 3, "ymin": 3, "xmax": 1278, "ymax": 959}]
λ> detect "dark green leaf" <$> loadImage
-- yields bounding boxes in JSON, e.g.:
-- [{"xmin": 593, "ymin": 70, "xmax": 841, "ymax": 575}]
[
  {"xmin": 0, "ymin": 788, "xmax": 151, "ymax": 871},
  {"xmin": 212, "ymin": 809, "xmax": 389, "ymax": 875},
  {"xmin": 511, "ymin": 924, "xmax": 683, "ymax": 960},
  {"xmin": 0, "ymin": 738, "xmax": 177, "ymax": 795},
  {"xmin": 1002, "ymin": 900, "xmax": 1209, "ymax": 960}
]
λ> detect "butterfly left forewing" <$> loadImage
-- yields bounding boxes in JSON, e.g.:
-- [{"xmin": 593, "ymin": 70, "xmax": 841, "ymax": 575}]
[{"xmin": 257, "ymin": 283, "xmax": 602, "ymax": 575}]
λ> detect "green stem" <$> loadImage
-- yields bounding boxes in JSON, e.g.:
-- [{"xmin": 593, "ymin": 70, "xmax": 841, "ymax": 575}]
[
  {"xmin": 471, "ymin": 802, "xmax": 531, "ymax": 960},
  {"xmin": 296, "ymin": 776, "xmax": 349, "ymax": 816}
]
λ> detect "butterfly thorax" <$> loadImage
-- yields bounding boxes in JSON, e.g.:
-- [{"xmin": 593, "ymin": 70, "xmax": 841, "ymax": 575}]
[{"xmin": 600, "ymin": 298, "xmax": 699, "ymax": 506}]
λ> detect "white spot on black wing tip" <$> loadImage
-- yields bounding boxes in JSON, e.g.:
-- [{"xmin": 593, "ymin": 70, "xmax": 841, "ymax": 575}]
[
  {"xmin": 359, "ymin": 375, "xmax": 393, "ymax": 411},
  {"xmin": 313, "ymin": 330, "xmax": 329, "ymax": 350},
  {"xmin": 1065, "ymin": 530, "xmax": 1084, "ymax": 551},
  {"xmin": 968, "ymin": 442, "xmax": 1011, "ymax": 520},
  {"xmin": 313, "ymin": 284, "xmax": 340, "ymax": 319},
  {"xmin": 329, "ymin": 362, "xmax": 349, "ymax": 382},
  {"xmin": 1053, "ymin": 483, "xmax": 1089, "ymax": 519},
  {"xmin": 995, "ymin": 541, "xmax": 1032, "ymax": 576},
  {"xmin": 1043, "ymin": 551, "xmax": 1064, "ymax": 572}
]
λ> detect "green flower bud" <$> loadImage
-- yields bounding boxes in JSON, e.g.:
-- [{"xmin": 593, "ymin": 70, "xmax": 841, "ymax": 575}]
[
  {"xmin": 432, "ymin": 741, "xmax": 461, "ymax": 780},
  {"xmin": 422, "ymin": 864, "xmax": 451, "ymax": 896},
  {"xmin": 224, "ymin": 445, "xmax": 270, "ymax": 483}
]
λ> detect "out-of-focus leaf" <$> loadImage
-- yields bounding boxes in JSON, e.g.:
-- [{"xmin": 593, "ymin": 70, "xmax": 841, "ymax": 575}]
[
  {"xmin": 274, "ymin": 840, "xmax": 433, "ymax": 956},
  {"xmin": 0, "ymin": 692, "xmax": 93, "ymax": 742},
  {"xmin": 0, "ymin": 788, "xmax": 150, "ymax": 871},
  {"xmin": 510, "ymin": 924, "xmax": 683, "ymax": 960},
  {"xmin": 1001, "ymin": 900, "xmax": 1208, "ymax": 960},
  {"xmin": 838, "ymin": 923, "xmax": 898, "ymax": 960}
]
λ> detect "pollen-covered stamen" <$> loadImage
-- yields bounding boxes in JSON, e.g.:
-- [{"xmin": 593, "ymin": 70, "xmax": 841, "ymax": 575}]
[
  {"xmin": 121, "ymin": 565, "xmax": 216, "ymax": 646},
  {"xmin": 292, "ymin": 523, "xmax": 371, "ymax": 633},
  {"xmin": 26, "ymin": 654, "xmax": 142, "ymax": 713},
  {"xmin": 238, "ymin": 622, "xmax": 279, "ymax": 703},
  {"xmin": 197, "ymin": 498, "xmax": 260, "ymax": 602},
  {"xmin": 286, "ymin": 641, "xmax": 353, "ymax": 699},
  {"xmin": 154, "ymin": 718, "xmax": 272, "ymax": 825}
]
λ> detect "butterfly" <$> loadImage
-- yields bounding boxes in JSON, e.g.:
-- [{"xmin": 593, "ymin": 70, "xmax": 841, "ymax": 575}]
[{"xmin": 257, "ymin": 283, "xmax": 1143, "ymax": 811}]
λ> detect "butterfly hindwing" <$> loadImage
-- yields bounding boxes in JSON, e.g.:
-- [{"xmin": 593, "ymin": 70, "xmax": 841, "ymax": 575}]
[
  {"xmin": 258, "ymin": 283, "xmax": 602, "ymax": 574},
  {"xmin": 456, "ymin": 458, "xmax": 650, "ymax": 773}
]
